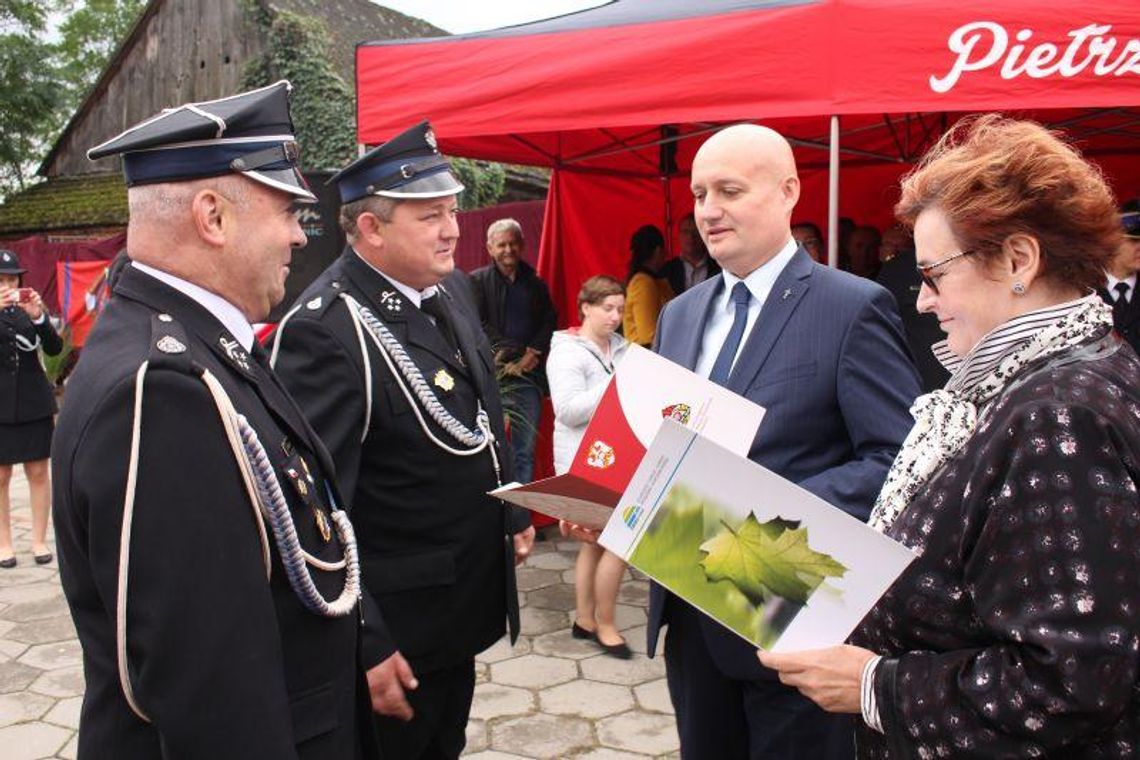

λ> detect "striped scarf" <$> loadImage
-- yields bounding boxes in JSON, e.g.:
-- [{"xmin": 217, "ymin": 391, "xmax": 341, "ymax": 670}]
[{"xmin": 869, "ymin": 294, "xmax": 1113, "ymax": 532}]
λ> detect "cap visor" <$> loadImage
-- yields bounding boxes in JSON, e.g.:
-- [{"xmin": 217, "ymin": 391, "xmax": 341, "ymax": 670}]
[
  {"xmin": 244, "ymin": 167, "xmax": 318, "ymax": 202},
  {"xmin": 374, "ymin": 170, "xmax": 465, "ymax": 199}
]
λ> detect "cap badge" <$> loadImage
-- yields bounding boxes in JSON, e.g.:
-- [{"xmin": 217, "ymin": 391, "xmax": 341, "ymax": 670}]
[
  {"xmin": 307, "ymin": 297, "xmax": 322, "ymax": 310},
  {"xmin": 156, "ymin": 336, "xmax": 186, "ymax": 354},
  {"xmin": 433, "ymin": 368, "xmax": 455, "ymax": 392},
  {"xmin": 380, "ymin": 290, "xmax": 402, "ymax": 313},
  {"xmin": 219, "ymin": 336, "xmax": 251, "ymax": 371},
  {"xmin": 425, "ymin": 128, "xmax": 437, "ymax": 150},
  {"xmin": 1, "ymin": 254, "xmax": 9, "ymax": 262},
  {"xmin": 158, "ymin": 313, "xmax": 173, "ymax": 322}
]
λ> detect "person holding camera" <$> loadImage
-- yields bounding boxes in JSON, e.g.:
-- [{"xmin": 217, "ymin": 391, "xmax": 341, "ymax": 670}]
[{"xmin": 0, "ymin": 249, "xmax": 62, "ymax": 568}]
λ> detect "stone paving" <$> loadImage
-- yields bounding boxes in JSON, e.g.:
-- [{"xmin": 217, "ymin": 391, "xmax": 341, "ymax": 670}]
[{"xmin": 0, "ymin": 469, "xmax": 679, "ymax": 759}]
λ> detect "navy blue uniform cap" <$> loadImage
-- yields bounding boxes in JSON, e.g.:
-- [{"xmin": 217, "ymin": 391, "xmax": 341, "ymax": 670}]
[
  {"xmin": 328, "ymin": 120, "xmax": 464, "ymax": 203},
  {"xmin": 0, "ymin": 250, "xmax": 24, "ymax": 276},
  {"xmin": 1122, "ymin": 210, "xmax": 1140, "ymax": 240},
  {"xmin": 87, "ymin": 81, "xmax": 316, "ymax": 202}
]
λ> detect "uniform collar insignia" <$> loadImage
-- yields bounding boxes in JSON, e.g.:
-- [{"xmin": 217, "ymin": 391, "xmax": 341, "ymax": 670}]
[
  {"xmin": 379, "ymin": 290, "xmax": 404, "ymax": 317},
  {"xmin": 218, "ymin": 334, "xmax": 253, "ymax": 373}
]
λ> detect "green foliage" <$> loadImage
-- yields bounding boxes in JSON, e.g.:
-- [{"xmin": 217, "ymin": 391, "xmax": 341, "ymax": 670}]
[
  {"xmin": 451, "ymin": 158, "xmax": 506, "ymax": 210},
  {"xmin": 239, "ymin": 2, "xmax": 510, "ymax": 204},
  {"xmin": 40, "ymin": 325, "xmax": 74, "ymax": 386},
  {"xmin": 0, "ymin": 0, "xmax": 143, "ymax": 198},
  {"xmin": 629, "ymin": 488, "xmax": 763, "ymax": 641},
  {"xmin": 241, "ymin": 5, "xmax": 356, "ymax": 171},
  {"xmin": 699, "ymin": 513, "xmax": 847, "ymax": 605},
  {"xmin": 628, "ymin": 485, "xmax": 843, "ymax": 648},
  {"xmin": 53, "ymin": 0, "xmax": 144, "ymax": 101},
  {"xmin": 0, "ymin": 1, "xmax": 61, "ymax": 195}
]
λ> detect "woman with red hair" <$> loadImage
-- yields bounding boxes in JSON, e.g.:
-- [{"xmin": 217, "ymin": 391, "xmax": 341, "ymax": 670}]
[{"xmin": 761, "ymin": 116, "xmax": 1140, "ymax": 757}]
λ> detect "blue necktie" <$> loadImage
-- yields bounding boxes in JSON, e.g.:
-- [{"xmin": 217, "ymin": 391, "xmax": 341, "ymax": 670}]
[{"xmin": 709, "ymin": 282, "xmax": 752, "ymax": 386}]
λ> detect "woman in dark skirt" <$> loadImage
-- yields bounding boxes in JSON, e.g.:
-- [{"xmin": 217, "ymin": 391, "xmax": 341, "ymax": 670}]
[{"xmin": 0, "ymin": 249, "xmax": 63, "ymax": 568}]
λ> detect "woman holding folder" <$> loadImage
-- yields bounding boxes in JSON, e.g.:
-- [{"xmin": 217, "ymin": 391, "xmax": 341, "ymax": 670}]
[{"xmin": 760, "ymin": 116, "xmax": 1140, "ymax": 756}]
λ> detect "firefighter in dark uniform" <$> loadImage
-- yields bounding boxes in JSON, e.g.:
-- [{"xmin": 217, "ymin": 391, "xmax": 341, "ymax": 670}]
[
  {"xmin": 271, "ymin": 121, "xmax": 535, "ymax": 760},
  {"xmin": 0, "ymin": 249, "xmax": 62, "ymax": 568},
  {"xmin": 52, "ymin": 82, "xmax": 379, "ymax": 760}
]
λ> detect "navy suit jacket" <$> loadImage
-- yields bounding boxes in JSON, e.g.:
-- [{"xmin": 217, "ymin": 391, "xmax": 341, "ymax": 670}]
[{"xmin": 647, "ymin": 248, "xmax": 921, "ymax": 679}]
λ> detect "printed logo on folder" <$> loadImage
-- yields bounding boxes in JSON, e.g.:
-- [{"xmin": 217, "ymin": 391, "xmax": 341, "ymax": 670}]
[{"xmin": 490, "ymin": 345, "xmax": 766, "ymax": 530}]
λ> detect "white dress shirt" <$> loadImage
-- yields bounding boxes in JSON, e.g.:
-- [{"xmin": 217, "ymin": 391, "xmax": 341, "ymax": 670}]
[
  {"xmin": 1106, "ymin": 272, "xmax": 1137, "ymax": 304},
  {"xmin": 694, "ymin": 237, "xmax": 799, "ymax": 379},
  {"xmin": 132, "ymin": 261, "xmax": 254, "ymax": 351}
]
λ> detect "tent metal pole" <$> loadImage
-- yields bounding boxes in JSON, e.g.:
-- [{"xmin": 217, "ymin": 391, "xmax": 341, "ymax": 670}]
[{"xmin": 827, "ymin": 115, "xmax": 840, "ymax": 269}]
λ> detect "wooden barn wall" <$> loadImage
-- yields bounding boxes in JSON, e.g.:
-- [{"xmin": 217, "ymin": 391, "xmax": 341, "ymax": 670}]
[{"xmin": 47, "ymin": 0, "xmax": 264, "ymax": 177}]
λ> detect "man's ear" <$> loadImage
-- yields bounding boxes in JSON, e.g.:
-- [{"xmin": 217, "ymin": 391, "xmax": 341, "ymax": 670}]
[
  {"xmin": 356, "ymin": 212, "xmax": 386, "ymax": 250},
  {"xmin": 782, "ymin": 175, "xmax": 801, "ymax": 209},
  {"xmin": 190, "ymin": 188, "xmax": 228, "ymax": 248}
]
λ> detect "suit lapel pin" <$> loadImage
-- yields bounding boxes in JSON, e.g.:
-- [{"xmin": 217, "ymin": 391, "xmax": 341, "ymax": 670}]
[
  {"xmin": 434, "ymin": 368, "xmax": 455, "ymax": 392},
  {"xmin": 781, "ymin": 288, "xmax": 793, "ymax": 300},
  {"xmin": 380, "ymin": 290, "xmax": 403, "ymax": 314},
  {"xmin": 306, "ymin": 296, "xmax": 322, "ymax": 310},
  {"xmin": 156, "ymin": 335, "xmax": 186, "ymax": 354}
]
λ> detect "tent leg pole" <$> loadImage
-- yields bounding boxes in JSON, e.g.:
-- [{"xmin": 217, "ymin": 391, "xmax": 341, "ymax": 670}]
[{"xmin": 827, "ymin": 115, "xmax": 840, "ymax": 269}]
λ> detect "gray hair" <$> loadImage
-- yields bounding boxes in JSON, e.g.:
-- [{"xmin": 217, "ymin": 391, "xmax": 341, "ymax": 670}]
[
  {"xmin": 486, "ymin": 217, "xmax": 523, "ymax": 244},
  {"xmin": 127, "ymin": 176, "xmax": 251, "ymax": 223},
  {"xmin": 340, "ymin": 195, "xmax": 399, "ymax": 241}
]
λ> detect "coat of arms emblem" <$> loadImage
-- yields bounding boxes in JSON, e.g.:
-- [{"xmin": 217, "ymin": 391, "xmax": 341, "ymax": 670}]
[
  {"xmin": 585, "ymin": 440, "xmax": 615, "ymax": 469},
  {"xmin": 661, "ymin": 403, "xmax": 692, "ymax": 425}
]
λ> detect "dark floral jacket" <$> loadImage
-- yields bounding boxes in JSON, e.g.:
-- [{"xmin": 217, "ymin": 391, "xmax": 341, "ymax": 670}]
[{"xmin": 853, "ymin": 334, "xmax": 1140, "ymax": 759}]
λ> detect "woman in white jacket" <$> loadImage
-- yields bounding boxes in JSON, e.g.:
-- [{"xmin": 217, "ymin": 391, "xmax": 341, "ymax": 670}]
[{"xmin": 546, "ymin": 275, "xmax": 632, "ymax": 657}]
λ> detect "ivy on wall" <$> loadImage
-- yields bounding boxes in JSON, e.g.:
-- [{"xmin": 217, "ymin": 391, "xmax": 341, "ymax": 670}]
[
  {"xmin": 241, "ymin": 1, "xmax": 508, "ymax": 207},
  {"xmin": 451, "ymin": 158, "xmax": 506, "ymax": 211},
  {"xmin": 241, "ymin": 3, "xmax": 356, "ymax": 171}
]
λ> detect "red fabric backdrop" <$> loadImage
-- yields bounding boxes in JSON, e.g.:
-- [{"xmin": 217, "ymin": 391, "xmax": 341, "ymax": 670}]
[
  {"xmin": 356, "ymin": 0, "xmax": 1140, "ymax": 324},
  {"xmin": 5, "ymin": 234, "xmax": 125, "ymax": 320}
]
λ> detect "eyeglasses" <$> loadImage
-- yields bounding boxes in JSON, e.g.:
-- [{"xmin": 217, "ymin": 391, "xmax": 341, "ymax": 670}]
[{"xmin": 916, "ymin": 250, "xmax": 973, "ymax": 294}]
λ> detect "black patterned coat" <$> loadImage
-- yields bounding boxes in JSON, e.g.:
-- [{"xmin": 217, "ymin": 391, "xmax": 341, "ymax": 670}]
[{"xmin": 853, "ymin": 333, "xmax": 1140, "ymax": 758}]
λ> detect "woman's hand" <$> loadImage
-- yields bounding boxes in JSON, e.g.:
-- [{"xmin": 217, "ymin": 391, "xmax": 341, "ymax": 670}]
[
  {"xmin": 18, "ymin": 288, "xmax": 44, "ymax": 320},
  {"xmin": 558, "ymin": 519, "xmax": 600, "ymax": 544},
  {"xmin": 757, "ymin": 644, "xmax": 876, "ymax": 714}
]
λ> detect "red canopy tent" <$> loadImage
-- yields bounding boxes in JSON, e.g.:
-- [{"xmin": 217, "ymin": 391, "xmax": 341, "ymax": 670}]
[{"xmin": 357, "ymin": 0, "xmax": 1140, "ymax": 320}]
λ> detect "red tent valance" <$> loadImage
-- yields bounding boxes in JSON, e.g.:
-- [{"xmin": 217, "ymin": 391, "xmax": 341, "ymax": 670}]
[{"xmin": 357, "ymin": 0, "xmax": 1140, "ymax": 321}]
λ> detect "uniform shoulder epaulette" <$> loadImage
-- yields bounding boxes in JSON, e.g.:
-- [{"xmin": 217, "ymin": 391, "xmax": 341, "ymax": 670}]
[
  {"xmin": 293, "ymin": 279, "xmax": 348, "ymax": 321},
  {"xmin": 146, "ymin": 312, "xmax": 193, "ymax": 373}
]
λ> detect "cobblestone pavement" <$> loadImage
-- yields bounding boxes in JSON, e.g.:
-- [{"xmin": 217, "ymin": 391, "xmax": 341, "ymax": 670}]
[{"xmin": 0, "ymin": 471, "xmax": 679, "ymax": 759}]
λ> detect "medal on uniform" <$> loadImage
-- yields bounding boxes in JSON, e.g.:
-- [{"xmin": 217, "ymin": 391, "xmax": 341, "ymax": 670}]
[
  {"xmin": 298, "ymin": 458, "xmax": 332, "ymax": 543},
  {"xmin": 285, "ymin": 458, "xmax": 332, "ymax": 543},
  {"xmin": 433, "ymin": 368, "xmax": 455, "ymax": 392}
]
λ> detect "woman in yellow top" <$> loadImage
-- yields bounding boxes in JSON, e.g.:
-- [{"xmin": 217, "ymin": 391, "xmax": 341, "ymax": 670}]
[{"xmin": 622, "ymin": 224, "xmax": 674, "ymax": 346}]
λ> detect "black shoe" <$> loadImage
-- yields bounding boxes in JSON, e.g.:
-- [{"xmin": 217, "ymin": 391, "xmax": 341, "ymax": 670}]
[
  {"xmin": 0, "ymin": 556, "xmax": 15, "ymax": 569},
  {"xmin": 598, "ymin": 638, "xmax": 634, "ymax": 660},
  {"xmin": 571, "ymin": 621, "xmax": 595, "ymax": 640},
  {"xmin": 33, "ymin": 552, "xmax": 52, "ymax": 565}
]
